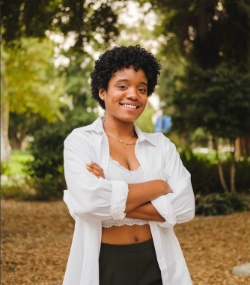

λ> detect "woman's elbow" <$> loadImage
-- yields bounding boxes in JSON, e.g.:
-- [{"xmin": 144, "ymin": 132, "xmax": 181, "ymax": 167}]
[
  {"xmin": 70, "ymin": 203, "xmax": 93, "ymax": 220},
  {"xmin": 72, "ymin": 203, "xmax": 112, "ymax": 222},
  {"xmin": 186, "ymin": 207, "xmax": 195, "ymax": 221},
  {"xmin": 176, "ymin": 203, "xmax": 195, "ymax": 224},
  {"xmin": 176, "ymin": 195, "xmax": 195, "ymax": 224}
]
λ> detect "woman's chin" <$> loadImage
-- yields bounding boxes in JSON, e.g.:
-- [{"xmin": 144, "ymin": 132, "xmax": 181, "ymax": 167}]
[{"xmin": 119, "ymin": 114, "xmax": 141, "ymax": 123}]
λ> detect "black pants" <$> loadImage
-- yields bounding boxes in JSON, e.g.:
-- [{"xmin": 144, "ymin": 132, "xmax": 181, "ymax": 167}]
[{"xmin": 99, "ymin": 239, "xmax": 163, "ymax": 285}]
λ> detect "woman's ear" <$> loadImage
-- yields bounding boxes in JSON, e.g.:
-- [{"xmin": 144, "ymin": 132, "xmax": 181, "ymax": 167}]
[{"xmin": 99, "ymin": 89, "xmax": 106, "ymax": 101}]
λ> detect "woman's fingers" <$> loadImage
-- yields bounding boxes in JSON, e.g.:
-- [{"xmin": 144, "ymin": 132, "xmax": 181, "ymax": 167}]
[{"xmin": 86, "ymin": 162, "xmax": 105, "ymax": 178}]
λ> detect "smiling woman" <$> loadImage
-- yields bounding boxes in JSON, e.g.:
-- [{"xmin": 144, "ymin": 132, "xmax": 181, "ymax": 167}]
[
  {"xmin": 99, "ymin": 66, "xmax": 148, "ymax": 123},
  {"xmin": 63, "ymin": 46, "xmax": 195, "ymax": 285}
]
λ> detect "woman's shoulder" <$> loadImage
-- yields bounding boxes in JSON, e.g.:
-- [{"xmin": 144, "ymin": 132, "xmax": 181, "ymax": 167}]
[
  {"xmin": 141, "ymin": 131, "xmax": 178, "ymax": 157},
  {"xmin": 141, "ymin": 131, "xmax": 171, "ymax": 146}
]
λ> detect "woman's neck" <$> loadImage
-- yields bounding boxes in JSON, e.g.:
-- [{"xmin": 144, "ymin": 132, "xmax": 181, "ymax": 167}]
[{"xmin": 103, "ymin": 116, "xmax": 135, "ymax": 140}]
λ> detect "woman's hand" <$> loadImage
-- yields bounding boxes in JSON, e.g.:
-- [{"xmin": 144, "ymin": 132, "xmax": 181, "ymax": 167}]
[{"xmin": 86, "ymin": 162, "xmax": 105, "ymax": 179}]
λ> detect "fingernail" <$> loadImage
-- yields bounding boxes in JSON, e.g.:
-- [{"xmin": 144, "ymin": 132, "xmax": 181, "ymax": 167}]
[
  {"xmin": 91, "ymin": 172, "xmax": 94, "ymax": 174},
  {"xmin": 86, "ymin": 163, "xmax": 91, "ymax": 166},
  {"xmin": 86, "ymin": 166, "xmax": 90, "ymax": 169}
]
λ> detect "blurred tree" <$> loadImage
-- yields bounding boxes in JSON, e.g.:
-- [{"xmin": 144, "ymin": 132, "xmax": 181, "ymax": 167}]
[
  {"xmin": 8, "ymin": 112, "xmax": 48, "ymax": 150},
  {"xmin": 146, "ymin": 0, "xmax": 250, "ymax": 192},
  {"xmin": 24, "ymin": 46, "xmax": 100, "ymax": 197},
  {"xmin": 171, "ymin": 66, "xmax": 250, "ymax": 192},
  {"xmin": 148, "ymin": 0, "xmax": 250, "ymax": 70},
  {"xmin": 1, "ymin": 38, "xmax": 65, "ymax": 161},
  {"xmin": 57, "ymin": 47, "xmax": 96, "ymax": 108},
  {"xmin": 1, "ymin": 0, "xmax": 119, "ymax": 51},
  {"xmin": 7, "ymin": 38, "xmax": 98, "ymax": 151}
]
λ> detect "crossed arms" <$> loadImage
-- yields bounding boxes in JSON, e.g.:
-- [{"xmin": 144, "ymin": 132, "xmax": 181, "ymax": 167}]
[
  {"xmin": 64, "ymin": 133, "xmax": 195, "ymax": 226},
  {"xmin": 86, "ymin": 162, "xmax": 171, "ymax": 222}
]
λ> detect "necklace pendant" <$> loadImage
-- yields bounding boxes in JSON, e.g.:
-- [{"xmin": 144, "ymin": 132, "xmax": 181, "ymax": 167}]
[{"xmin": 119, "ymin": 140, "xmax": 123, "ymax": 142}]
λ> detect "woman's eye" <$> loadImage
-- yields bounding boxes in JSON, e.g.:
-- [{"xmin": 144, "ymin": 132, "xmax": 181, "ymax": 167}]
[
  {"xmin": 118, "ymin": 85, "xmax": 126, "ymax": 89},
  {"xmin": 139, "ymin": 88, "xmax": 146, "ymax": 93}
]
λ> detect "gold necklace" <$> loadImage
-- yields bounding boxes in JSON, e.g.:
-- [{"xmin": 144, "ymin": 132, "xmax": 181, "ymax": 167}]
[{"xmin": 105, "ymin": 130, "xmax": 134, "ymax": 143}]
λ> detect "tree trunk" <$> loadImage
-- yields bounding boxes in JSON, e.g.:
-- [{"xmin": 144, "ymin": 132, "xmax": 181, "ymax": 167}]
[
  {"xmin": 9, "ymin": 124, "xmax": 29, "ymax": 150},
  {"xmin": 213, "ymin": 137, "xmax": 229, "ymax": 193},
  {"xmin": 235, "ymin": 135, "xmax": 250, "ymax": 158},
  {"xmin": 11, "ymin": 134, "xmax": 22, "ymax": 149},
  {"xmin": 230, "ymin": 140, "xmax": 236, "ymax": 192},
  {"xmin": 1, "ymin": 100, "xmax": 11, "ymax": 161}
]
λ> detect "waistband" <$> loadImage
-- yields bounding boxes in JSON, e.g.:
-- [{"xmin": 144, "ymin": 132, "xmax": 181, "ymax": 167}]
[{"xmin": 100, "ymin": 238, "xmax": 154, "ymax": 253}]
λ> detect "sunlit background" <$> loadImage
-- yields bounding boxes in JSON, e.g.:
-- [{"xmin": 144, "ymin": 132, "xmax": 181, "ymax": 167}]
[{"xmin": 1, "ymin": 0, "xmax": 250, "ymax": 284}]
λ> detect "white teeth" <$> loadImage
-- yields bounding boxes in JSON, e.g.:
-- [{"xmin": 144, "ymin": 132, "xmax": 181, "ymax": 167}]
[{"xmin": 122, "ymin": 104, "xmax": 137, "ymax": 109}]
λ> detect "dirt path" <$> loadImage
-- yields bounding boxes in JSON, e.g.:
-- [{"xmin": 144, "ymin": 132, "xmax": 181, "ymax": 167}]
[{"xmin": 1, "ymin": 200, "xmax": 250, "ymax": 284}]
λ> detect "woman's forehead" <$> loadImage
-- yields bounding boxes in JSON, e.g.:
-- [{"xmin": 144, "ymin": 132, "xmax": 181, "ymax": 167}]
[{"xmin": 110, "ymin": 66, "xmax": 147, "ymax": 82}]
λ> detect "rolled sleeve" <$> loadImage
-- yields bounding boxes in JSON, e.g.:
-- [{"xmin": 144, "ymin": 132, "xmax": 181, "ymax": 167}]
[
  {"xmin": 151, "ymin": 135, "xmax": 195, "ymax": 228},
  {"xmin": 151, "ymin": 177, "xmax": 195, "ymax": 228},
  {"xmin": 109, "ymin": 179, "xmax": 129, "ymax": 220}
]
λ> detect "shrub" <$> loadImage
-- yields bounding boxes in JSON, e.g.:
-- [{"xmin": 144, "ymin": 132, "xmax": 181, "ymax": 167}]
[
  {"xmin": 1, "ymin": 179, "xmax": 35, "ymax": 200},
  {"xmin": 180, "ymin": 148, "xmax": 221, "ymax": 195},
  {"xmin": 1, "ymin": 161, "xmax": 10, "ymax": 175},
  {"xmin": 195, "ymin": 192, "xmax": 249, "ymax": 216},
  {"xmin": 25, "ymin": 107, "xmax": 97, "ymax": 199},
  {"xmin": 180, "ymin": 148, "xmax": 250, "ymax": 195},
  {"xmin": 234, "ymin": 156, "xmax": 250, "ymax": 192},
  {"xmin": 26, "ymin": 175, "xmax": 64, "ymax": 200}
]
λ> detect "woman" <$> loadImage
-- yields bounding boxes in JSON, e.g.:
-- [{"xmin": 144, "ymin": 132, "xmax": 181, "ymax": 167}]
[{"xmin": 63, "ymin": 45, "xmax": 195, "ymax": 285}]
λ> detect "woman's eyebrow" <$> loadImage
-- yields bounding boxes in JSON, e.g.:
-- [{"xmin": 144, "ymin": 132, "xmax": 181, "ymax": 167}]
[{"xmin": 115, "ymin": 79, "xmax": 148, "ymax": 86}]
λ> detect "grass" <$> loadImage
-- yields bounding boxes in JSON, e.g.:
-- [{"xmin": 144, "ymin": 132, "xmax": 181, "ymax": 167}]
[{"xmin": 2, "ymin": 150, "xmax": 33, "ymax": 176}]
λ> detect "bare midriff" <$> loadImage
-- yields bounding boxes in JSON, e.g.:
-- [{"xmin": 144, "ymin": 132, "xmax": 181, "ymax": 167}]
[
  {"xmin": 101, "ymin": 224, "xmax": 152, "ymax": 244},
  {"xmin": 101, "ymin": 132, "xmax": 153, "ymax": 244}
]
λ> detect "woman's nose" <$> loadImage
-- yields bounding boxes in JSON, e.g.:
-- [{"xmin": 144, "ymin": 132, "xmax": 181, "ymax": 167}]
[{"xmin": 126, "ymin": 88, "xmax": 139, "ymax": 99}]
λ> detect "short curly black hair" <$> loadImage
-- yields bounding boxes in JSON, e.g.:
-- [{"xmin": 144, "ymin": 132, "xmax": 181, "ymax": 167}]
[{"xmin": 90, "ymin": 45, "xmax": 161, "ymax": 109}]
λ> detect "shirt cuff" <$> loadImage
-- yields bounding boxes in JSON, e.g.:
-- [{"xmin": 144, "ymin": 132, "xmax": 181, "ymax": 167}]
[
  {"xmin": 110, "ymin": 180, "xmax": 129, "ymax": 220},
  {"xmin": 151, "ymin": 194, "xmax": 177, "ymax": 228}
]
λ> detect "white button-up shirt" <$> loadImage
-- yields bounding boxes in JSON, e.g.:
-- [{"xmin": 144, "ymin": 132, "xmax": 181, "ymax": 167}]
[{"xmin": 63, "ymin": 117, "xmax": 195, "ymax": 285}]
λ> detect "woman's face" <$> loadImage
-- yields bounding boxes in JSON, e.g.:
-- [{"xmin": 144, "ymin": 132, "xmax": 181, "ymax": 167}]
[{"xmin": 99, "ymin": 65, "xmax": 148, "ymax": 123}]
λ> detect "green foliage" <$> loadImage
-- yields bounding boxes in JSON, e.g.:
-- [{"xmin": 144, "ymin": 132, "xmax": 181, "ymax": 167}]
[
  {"xmin": 8, "ymin": 112, "xmax": 47, "ymax": 150},
  {"xmin": 57, "ymin": 49, "xmax": 96, "ymax": 108},
  {"xmin": 1, "ymin": 179, "xmax": 35, "ymax": 200},
  {"xmin": 1, "ymin": 0, "xmax": 119, "ymax": 51},
  {"xmin": 1, "ymin": 37, "xmax": 65, "ymax": 121},
  {"xmin": 0, "ymin": 150, "xmax": 33, "ymax": 176},
  {"xmin": 180, "ymin": 148, "xmax": 250, "ymax": 195},
  {"xmin": 1, "ymin": 161, "xmax": 9, "ymax": 175},
  {"xmin": 171, "ymin": 65, "xmax": 250, "ymax": 141},
  {"xmin": 135, "ymin": 105, "xmax": 155, "ymax": 133},
  {"xmin": 149, "ymin": 0, "xmax": 250, "ymax": 69},
  {"xmin": 189, "ymin": 128, "xmax": 209, "ymax": 147},
  {"xmin": 26, "ymin": 107, "xmax": 98, "ymax": 199},
  {"xmin": 26, "ymin": 176, "xmax": 63, "ymax": 200},
  {"xmin": 195, "ymin": 192, "xmax": 249, "ymax": 216},
  {"xmin": 10, "ymin": 155, "xmax": 33, "ymax": 176},
  {"xmin": 180, "ymin": 148, "xmax": 220, "ymax": 195},
  {"xmin": 4, "ymin": 161, "xmax": 24, "ymax": 176}
]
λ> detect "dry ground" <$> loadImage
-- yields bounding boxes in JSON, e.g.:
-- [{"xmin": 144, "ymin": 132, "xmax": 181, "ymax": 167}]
[{"xmin": 1, "ymin": 200, "xmax": 250, "ymax": 285}]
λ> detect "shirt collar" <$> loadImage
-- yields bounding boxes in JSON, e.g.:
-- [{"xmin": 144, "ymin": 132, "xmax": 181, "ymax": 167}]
[{"xmin": 84, "ymin": 117, "xmax": 157, "ymax": 147}]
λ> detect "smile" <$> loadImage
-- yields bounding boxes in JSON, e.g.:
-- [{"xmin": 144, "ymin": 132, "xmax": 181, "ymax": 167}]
[{"xmin": 120, "ymin": 103, "xmax": 139, "ymax": 109}]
